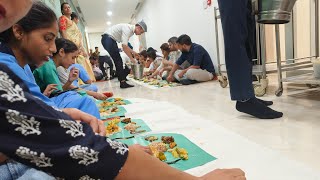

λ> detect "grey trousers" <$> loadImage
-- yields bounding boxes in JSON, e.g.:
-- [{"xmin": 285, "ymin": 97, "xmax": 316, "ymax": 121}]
[{"xmin": 174, "ymin": 69, "xmax": 213, "ymax": 82}]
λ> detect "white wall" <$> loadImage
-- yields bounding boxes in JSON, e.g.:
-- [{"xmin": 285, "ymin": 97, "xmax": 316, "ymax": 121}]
[
  {"xmin": 135, "ymin": 0, "xmax": 222, "ymax": 67},
  {"xmin": 88, "ymin": 32, "xmax": 104, "ymax": 51}
]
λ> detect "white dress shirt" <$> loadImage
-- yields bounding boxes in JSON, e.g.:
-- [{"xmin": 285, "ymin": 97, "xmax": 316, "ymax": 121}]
[{"xmin": 105, "ymin": 24, "xmax": 135, "ymax": 45}]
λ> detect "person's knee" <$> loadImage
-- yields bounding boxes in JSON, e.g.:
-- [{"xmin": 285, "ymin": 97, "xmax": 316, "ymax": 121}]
[{"xmin": 185, "ymin": 69, "xmax": 197, "ymax": 80}]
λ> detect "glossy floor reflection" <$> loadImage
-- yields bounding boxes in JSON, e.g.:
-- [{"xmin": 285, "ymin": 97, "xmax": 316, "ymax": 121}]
[{"xmin": 95, "ymin": 74, "xmax": 320, "ymax": 172}]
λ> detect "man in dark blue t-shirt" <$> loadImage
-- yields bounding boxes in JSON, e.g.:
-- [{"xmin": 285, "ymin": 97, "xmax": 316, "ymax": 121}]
[{"xmin": 167, "ymin": 34, "xmax": 216, "ymax": 85}]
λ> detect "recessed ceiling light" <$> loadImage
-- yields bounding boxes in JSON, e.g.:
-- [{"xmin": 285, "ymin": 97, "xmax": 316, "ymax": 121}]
[
  {"xmin": 107, "ymin": 11, "xmax": 113, "ymax": 16},
  {"xmin": 107, "ymin": 21, "xmax": 112, "ymax": 25}
]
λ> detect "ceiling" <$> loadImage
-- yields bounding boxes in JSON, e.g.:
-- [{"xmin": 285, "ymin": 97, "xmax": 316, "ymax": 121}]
[{"xmin": 77, "ymin": 0, "xmax": 144, "ymax": 33}]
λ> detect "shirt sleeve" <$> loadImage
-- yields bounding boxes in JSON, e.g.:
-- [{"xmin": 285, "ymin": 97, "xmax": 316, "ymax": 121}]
[
  {"xmin": 76, "ymin": 64, "xmax": 91, "ymax": 83},
  {"xmin": 33, "ymin": 62, "xmax": 63, "ymax": 92},
  {"xmin": 156, "ymin": 62, "xmax": 164, "ymax": 71},
  {"xmin": 59, "ymin": 16, "xmax": 67, "ymax": 31},
  {"xmin": 149, "ymin": 62, "xmax": 155, "ymax": 71},
  {"xmin": 0, "ymin": 63, "xmax": 128, "ymax": 180},
  {"xmin": 175, "ymin": 53, "xmax": 187, "ymax": 66},
  {"xmin": 56, "ymin": 66, "xmax": 69, "ymax": 85},
  {"xmin": 192, "ymin": 46, "xmax": 205, "ymax": 66},
  {"xmin": 121, "ymin": 25, "xmax": 132, "ymax": 45}
]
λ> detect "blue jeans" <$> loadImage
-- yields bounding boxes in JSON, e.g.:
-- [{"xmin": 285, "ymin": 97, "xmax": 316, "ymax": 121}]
[
  {"xmin": 101, "ymin": 34, "xmax": 126, "ymax": 82},
  {"xmin": 0, "ymin": 160, "xmax": 54, "ymax": 180}
]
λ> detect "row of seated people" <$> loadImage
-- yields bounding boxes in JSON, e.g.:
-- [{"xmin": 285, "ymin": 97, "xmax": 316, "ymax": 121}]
[
  {"xmin": 0, "ymin": 1, "xmax": 245, "ymax": 180},
  {"xmin": 132, "ymin": 35, "xmax": 217, "ymax": 85}
]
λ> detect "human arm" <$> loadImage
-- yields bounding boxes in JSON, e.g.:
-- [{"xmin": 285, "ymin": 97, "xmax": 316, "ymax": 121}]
[
  {"xmin": 167, "ymin": 63, "xmax": 180, "ymax": 82},
  {"xmin": 62, "ymin": 108, "xmax": 105, "ymax": 136},
  {"xmin": 0, "ymin": 63, "xmax": 245, "ymax": 180},
  {"xmin": 43, "ymin": 84, "xmax": 58, "ymax": 97},
  {"xmin": 122, "ymin": 44, "xmax": 137, "ymax": 64},
  {"xmin": 62, "ymin": 67, "xmax": 79, "ymax": 90},
  {"xmin": 115, "ymin": 146, "xmax": 246, "ymax": 180},
  {"xmin": 58, "ymin": 16, "xmax": 68, "ymax": 39}
]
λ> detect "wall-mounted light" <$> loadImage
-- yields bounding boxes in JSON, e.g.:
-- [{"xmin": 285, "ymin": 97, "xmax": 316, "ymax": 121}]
[
  {"xmin": 107, "ymin": 11, "xmax": 113, "ymax": 16},
  {"xmin": 107, "ymin": 21, "xmax": 112, "ymax": 25}
]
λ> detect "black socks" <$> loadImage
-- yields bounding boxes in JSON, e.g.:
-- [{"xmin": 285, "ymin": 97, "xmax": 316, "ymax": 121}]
[
  {"xmin": 256, "ymin": 98, "xmax": 273, "ymax": 106},
  {"xmin": 179, "ymin": 79, "xmax": 198, "ymax": 85},
  {"xmin": 120, "ymin": 81, "xmax": 134, "ymax": 89},
  {"xmin": 236, "ymin": 98, "xmax": 283, "ymax": 119}
]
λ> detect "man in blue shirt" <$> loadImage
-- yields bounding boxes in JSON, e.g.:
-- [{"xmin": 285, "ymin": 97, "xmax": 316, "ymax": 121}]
[{"xmin": 167, "ymin": 34, "xmax": 216, "ymax": 85}]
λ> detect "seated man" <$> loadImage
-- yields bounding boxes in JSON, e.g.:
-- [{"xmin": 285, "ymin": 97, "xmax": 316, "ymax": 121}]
[
  {"xmin": 167, "ymin": 34, "xmax": 217, "ymax": 85},
  {"xmin": 159, "ymin": 37, "xmax": 182, "ymax": 79}
]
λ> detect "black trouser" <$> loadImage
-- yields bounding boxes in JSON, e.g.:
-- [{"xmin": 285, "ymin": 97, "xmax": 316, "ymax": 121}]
[
  {"xmin": 217, "ymin": 0, "xmax": 255, "ymax": 100},
  {"xmin": 101, "ymin": 34, "xmax": 126, "ymax": 82},
  {"xmin": 98, "ymin": 55, "xmax": 114, "ymax": 78}
]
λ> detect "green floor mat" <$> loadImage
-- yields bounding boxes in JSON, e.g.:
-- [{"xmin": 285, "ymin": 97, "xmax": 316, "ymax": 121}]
[
  {"xmin": 100, "ymin": 106, "xmax": 127, "ymax": 119},
  {"xmin": 118, "ymin": 133, "xmax": 217, "ymax": 171},
  {"xmin": 106, "ymin": 98, "xmax": 132, "ymax": 105},
  {"xmin": 105, "ymin": 119, "xmax": 151, "ymax": 139}
]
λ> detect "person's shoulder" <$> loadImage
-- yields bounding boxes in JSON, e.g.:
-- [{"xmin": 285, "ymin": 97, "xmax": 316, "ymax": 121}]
[
  {"xmin": 59, "ymin": 15, "xmax": 67, "ymax": 21},
  {"xmin": 56, "ymin": 66, "xmax": 66, "ymax": 71},
  {"xmin": 0, "ymin": 52, "xmax": 16, "ymax": 64},
  {"xmin": 36, "ymin": 59, "xmax": 54, "ymax": 72},
  {"xmin": 193, "ymin": 43, "xmax": 206, "ymax": 51},
  {"xmin": 193, "ymin": 43, "xmax": 201, "ymax": 48}
]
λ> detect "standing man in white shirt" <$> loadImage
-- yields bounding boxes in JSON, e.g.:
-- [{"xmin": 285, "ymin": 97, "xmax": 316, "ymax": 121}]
[{"xmin": 101, "ymin": 21, "xmax": 147, "ymax": 88}]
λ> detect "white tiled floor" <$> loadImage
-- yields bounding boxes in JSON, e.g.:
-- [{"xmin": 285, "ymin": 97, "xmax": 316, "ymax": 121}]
[{"xmin": 95, "ymin": 74, "xmax": 320, "ymax": 173}]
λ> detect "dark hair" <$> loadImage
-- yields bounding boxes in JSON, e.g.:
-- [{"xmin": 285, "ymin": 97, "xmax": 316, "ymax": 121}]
[
  {"xmin": 147, "ymin": 47, "xmax": 156, "ymax": 53},
  {"xmin": 160, "ymin": 43, "xmax": 170, "ymax": 52},
  {"xmin": 53, "ymin": 38, "xmax": 78, "ymax": 56},
  {"xmin": 168, "ymin": 36, "xmax": 178, "ymax": 44},
  {"xmin": 147, "ymin": 50, "xmax": 157, "ymax": 60},
  {"xmin": 89, "ymin": 55, "xmax": 98, "ymax": 60},
  {"xmin": 177, "ymin": 34, "xmax": 192, "ymax": 46},
  {"xmin": 71, "ymin": 12, "xmax": 78, "ymax": 20},
  {"xmin": 139, "ymin": 50, "xmax": 147, "ymax": 58},
  {"xmin": 0, "ymin": 1, "xmax": 57, "ymax": 43},
  {"xmin": 61, "ymin": 2, "xmax": 69, "ymax": 14}
]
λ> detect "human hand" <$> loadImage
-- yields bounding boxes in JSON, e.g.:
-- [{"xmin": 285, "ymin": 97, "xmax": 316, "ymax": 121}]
[
  {"xmin": 131, "ymin": 144, "xmax": 152, "ymax": 155},
  {"xmin": 43, "ymin": 84, "xmax": 58, "ymax": 97},
  {"xmin": 201, "ymin": 168, "xmax": 246, "ymax": 180},
  {"xmin": 178, "ymin": 70, "xmax": 186, "ymax": 78},
  {"xmin": 92, "ymin": 92, "xmax": 108, "ymax": 100},
  {"xmin": 167, "ymin": 75, "xmax": 174, "ymax": 82},
  {"xmin": 62, "ymin": 108, "xmax": 105, "ymax": 136},
  {"xmin": 159, "ymin": 69, "xmax": 165, "ymax": 77},
  {"xmin": 68, "ymin": 67, "xmax": 79, "ymax": 82}
]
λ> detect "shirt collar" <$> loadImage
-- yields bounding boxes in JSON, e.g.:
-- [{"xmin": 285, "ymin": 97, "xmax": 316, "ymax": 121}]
[
  {"xmin": 0, "ymin": 42, "xmax": 15, "ymax": 57},
  {"xmin": 189, "ymin": 43, "xmax": 195, "ymax": 52}
]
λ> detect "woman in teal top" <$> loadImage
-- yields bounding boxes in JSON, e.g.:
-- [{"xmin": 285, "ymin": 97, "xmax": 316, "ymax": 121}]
[{"xmin": 33, "ymin": 38, "xmax": 107, "ymax": 100}]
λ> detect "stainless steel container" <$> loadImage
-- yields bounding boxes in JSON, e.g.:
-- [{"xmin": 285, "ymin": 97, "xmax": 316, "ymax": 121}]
[
  {"xmin": 131, "ymin": 64, "xmax": 144, "ymax": 79},
  {"xmin": 258, "ymin": 0, "xmax": 297, "ymax": 24}
]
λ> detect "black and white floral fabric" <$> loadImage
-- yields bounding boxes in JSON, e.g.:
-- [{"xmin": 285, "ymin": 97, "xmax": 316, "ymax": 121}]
[{"xmin": 0, "ymin": 63, "xmax": 129, "ymax": 179}]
